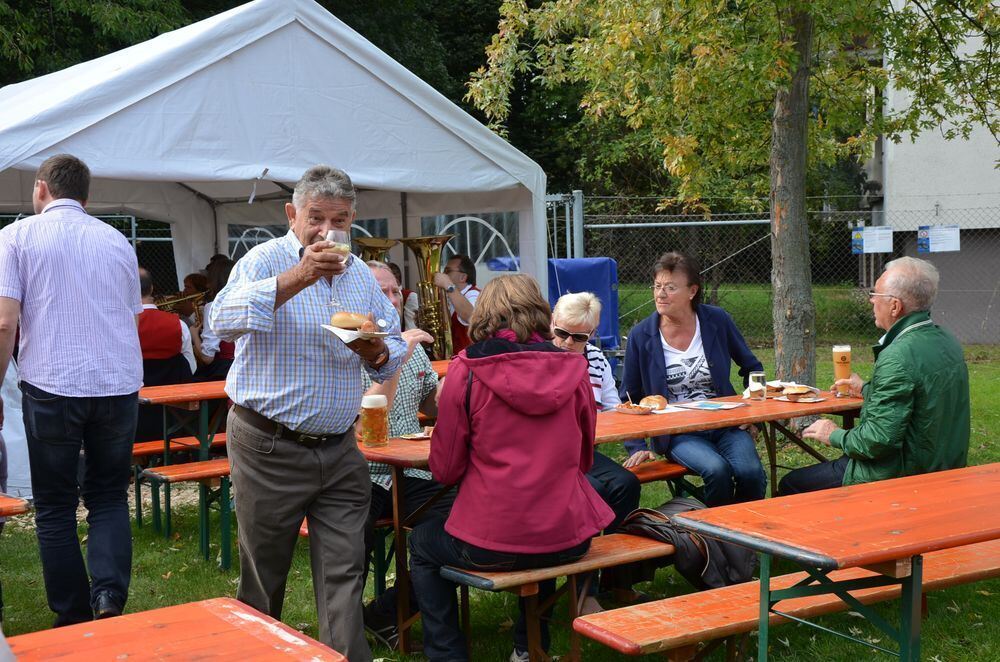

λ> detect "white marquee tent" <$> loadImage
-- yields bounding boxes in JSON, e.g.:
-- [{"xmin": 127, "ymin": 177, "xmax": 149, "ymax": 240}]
[
  {"xmin": 0, "ymin": 0, "xmax": 547, "ymax": 287},
  {"xmin": 0, "ymin": 0, "xmax": 548, "ymax": 499}
]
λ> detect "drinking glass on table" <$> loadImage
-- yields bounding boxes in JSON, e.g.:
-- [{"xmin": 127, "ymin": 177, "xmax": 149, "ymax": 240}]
[
  {"xmin": 324, "ymin": 229, "xmax": 351, "ymax": 308},
  {"xmin": 748, "ymin": 371, "xmax": 766, "ymax": 401},
  {"xmin": 832, "ymin": 345, "xmax": 852, "ymax": 397}
]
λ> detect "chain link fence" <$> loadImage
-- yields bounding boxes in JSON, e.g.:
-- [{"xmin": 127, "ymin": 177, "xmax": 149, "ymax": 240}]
[{"xmin": 582, "ymin": 198, "xmax": 1000, "ymax": 346}]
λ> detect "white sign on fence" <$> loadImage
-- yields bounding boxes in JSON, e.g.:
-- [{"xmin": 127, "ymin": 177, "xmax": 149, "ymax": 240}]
[
  {"xmin": 917, "ymin": 225, "xmax": 961, "ymax": 253},
  {"xmin": 851, "ymin": 226, "xmax": 893, "ymax": 254}
]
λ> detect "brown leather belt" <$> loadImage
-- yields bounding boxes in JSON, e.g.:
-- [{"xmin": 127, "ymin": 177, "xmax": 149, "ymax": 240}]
[{"xmin": 232, "ymin": 404, "xmax": 349, "ymax": 449}]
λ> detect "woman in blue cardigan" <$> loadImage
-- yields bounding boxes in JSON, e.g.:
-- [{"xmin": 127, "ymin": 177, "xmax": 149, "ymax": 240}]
[{"xmin": 620, "ymin": 252, "xmax": 767, "ymax": 505}]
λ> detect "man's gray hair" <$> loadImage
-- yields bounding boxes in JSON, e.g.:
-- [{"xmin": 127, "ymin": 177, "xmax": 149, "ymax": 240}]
[
  {"xmin": 366, "ymin": 260, "xmax": 392, "ymax": 273},
  {"xmin": 292, "ymin": 165, "xmax": 356, "ymax": 210},
  {"xmin": 883, "ymin": 256, "xmax": 939, "ymax": 312}
]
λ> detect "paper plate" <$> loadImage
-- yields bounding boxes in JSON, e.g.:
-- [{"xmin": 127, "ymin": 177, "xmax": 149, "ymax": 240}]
[
  {"xmin": 616, "ymin": 404, "xmax": 653, "ymax": 416},
  {"xmin": 322, "ymin": 324, "xmax": 389, "ymax": 343},
  {"xmin": 774, "ymin": 396, "xmax": 827, "ymax": 403},
  {"xmin": 399, "ymin": 433, "xmax": 431, "ymax": 440}
]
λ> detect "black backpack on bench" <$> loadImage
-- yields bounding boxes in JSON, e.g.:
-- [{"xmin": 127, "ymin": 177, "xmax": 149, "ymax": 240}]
[{"xmin": 610, "ymin": 497, "xmax": 758, "ymax": 590}]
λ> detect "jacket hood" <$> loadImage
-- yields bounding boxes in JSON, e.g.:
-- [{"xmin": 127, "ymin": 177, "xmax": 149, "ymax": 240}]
[{"xmin": 460, "ymin": 345, "xmax": 588, "ymax": 416}]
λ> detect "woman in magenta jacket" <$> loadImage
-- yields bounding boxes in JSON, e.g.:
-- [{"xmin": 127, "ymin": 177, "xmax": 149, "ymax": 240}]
[{"xmin": 409, "ymin": 273, "xmax": 613, "ymax": 662}]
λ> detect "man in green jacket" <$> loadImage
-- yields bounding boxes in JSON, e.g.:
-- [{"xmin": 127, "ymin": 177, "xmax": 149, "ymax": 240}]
[{"xmin": 778, "ymin": 256, "xmax": 970, "ymax": 494}]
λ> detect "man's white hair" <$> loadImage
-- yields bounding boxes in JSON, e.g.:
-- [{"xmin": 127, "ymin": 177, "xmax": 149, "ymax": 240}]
[
  {"xmin": 883, "ymin": 256, "xmax": 939, "ymax": 312},
  {"xmin": 552, "ymin": 291, "xmax": 602, "ymax": 329},
  {"xmin": 292, "ymin": 165, "xmax": 356, "ymax": 210}
]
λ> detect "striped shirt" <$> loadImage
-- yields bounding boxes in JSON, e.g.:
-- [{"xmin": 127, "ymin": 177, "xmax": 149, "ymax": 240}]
[
  {"xmin": 0, "ymin": 199, "xmax": 143, "ymax": 396},
  {"xmin": 209, "ymin": 230, "xmax": 405, "ymax": 434},
  {"xmin": 362, "ymin": 347, "xmax": 438, "ymax": 488},
  {"xmin": 584, "ymin": 343, "xmax": 620, "ymax": 411}
]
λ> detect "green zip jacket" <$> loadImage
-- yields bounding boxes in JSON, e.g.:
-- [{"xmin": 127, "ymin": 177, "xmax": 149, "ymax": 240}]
[{"xmin": 828, "ymin": 311, "xmax": 970, "ymax": 486}]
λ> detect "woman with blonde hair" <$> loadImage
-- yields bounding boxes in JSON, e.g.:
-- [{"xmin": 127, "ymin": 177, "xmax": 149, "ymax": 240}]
[{"xmin": 409, "ymin": 274, "xmax": 613, "ymax": 662}]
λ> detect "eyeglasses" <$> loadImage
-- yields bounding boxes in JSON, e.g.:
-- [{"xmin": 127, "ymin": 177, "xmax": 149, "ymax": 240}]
[
  {"xmin": 552, "ymin": 327, "xmax": 592, "ymax": 343},
  {"xmin": 867, "ymin": 290, "xmax": 898, "ymax": 300},
  {"xmin": 651, "ymin": 283, "xmax": 684, "ymax": 294},
  {"xmin": 444, "ymin": 268, "xmax": 461, "ymax": 274}
]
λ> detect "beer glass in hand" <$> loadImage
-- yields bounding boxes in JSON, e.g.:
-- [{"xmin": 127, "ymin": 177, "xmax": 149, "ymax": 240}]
[
  {"xmin": 325, "ymin": 230, "xmax": 351, "ymax": 308},
  {"xmin": 833, "ymin": 345, "xmax": 852, "ymax": 397}
]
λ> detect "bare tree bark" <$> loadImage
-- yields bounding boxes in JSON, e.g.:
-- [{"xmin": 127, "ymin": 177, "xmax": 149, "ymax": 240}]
[{"xmin": 770, "ymin": 10, "xmax": 816, "ymax": 385}]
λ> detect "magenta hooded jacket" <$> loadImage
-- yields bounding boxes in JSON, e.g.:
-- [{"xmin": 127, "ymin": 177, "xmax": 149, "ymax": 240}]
[{"xmin": 431, "ymin": 336, "xmax": 614, "ymax": 553}]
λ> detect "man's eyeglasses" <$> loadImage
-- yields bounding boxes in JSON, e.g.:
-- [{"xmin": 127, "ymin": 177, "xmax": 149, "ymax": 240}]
[
  {"xmin": 444, "ymin": 268, "xmax": 461, "ymax": 274},
  {"xmin": 867, "ymin": 290, "xmax": 898, "ymax": 300},
  {"xmin": 651, "ymin": 283, "xmax": 683, "ymax": 294},
  {"xmin": 553, "ymin": 327, "xmax": 592, "ymax": 343}
]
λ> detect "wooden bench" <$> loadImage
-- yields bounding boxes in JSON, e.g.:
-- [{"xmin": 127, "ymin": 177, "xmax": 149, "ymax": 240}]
[
  {"xmin": 441, "ymin": 533, "xmax": 676, "ymax": 661},
  {"xmin": 0, "ymin": 493, "xmax": 30, "ymax": 518},
  {"xmin": 142, "ymin": 458, "xmax": 232, "ymax": 570},
  {"xmin": 573, "ymin": 538, "xmax": 1000, "ymax": 659},
  {"xmin": 626, "ymin": 459, "xmax": 703, "ymax": 500},
  {"xmin": 132, "ymin": 432, "xmax": 228, "ymax": 527}
]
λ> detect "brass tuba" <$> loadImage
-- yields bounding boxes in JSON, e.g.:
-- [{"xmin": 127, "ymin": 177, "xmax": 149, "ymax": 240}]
[
  {"xmin": 354, "ymin": 237, "xmax": 399, "ymax": 263},
  {"xmin": 155, "ymin": 291, "xmax": 206, "ymax": 326},
  {"xmin": 399, "ymin": 235, "xmax": 454, "ymax": 360}
]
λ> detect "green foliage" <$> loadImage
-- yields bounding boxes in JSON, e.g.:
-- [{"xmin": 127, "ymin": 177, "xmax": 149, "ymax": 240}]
[{"xmin": 467, "ymin": 0, "xmax": 999, "ymax": 205}]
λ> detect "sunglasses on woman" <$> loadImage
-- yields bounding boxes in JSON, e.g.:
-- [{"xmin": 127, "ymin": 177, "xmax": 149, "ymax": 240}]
[{"xmin": 552, "ymin": 327, "xmax": 592, "ymax": 343}]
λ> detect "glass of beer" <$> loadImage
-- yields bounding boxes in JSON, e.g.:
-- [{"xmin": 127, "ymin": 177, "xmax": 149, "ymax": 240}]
[
  {"xmin": 358, "ymin": 394, "xmax": 389, "ymax": 447},
  {"xmin": 325, "ymin": 230, "xmax": 351, "ymax": 308},
  {"xmin": 748, "ymin": 371, "xmax": 766, "ymax": 401},
  {"xmin": 832, "ymin": 345, "xmax": 852, "ymax": 397}
]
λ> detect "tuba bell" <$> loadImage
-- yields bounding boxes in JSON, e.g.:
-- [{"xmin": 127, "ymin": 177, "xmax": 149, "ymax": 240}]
[
  {"xmin": 155, "ymin": 291, "xmax": 206, "ymax": 326},
  {"xmin": 354, "ymin": 237, "xmax": 399, "ymax": 263},
  {"xmin": 399, "ymin": 235, "xmax": 454, "ymax": 360}
]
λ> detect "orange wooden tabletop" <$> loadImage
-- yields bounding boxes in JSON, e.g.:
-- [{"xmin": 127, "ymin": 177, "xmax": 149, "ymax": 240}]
[
  {"xmin": 7, "ymin": 597, "xmax": 346, "ymax": 661},
  {"xmin": 358, "ymin": 393, "xmax": 861, "ymax": 469},
  {"xmin": 0, "ymin": 493, "xmax": 29, "ymax": 517},
  {"xmin": 594, "ymin": 393, "xmax": 861, "ymax": 444},
  {"xmin": 431, "ymin": 359, "xmax": 450, "ymax": 378},
  {"xmin": 138, "ymin": 380, "xmax": 228, "ymax": 405},
  {"xmin": 673, "ymin": 463, "xmax": 1000, "ymax": 570}
]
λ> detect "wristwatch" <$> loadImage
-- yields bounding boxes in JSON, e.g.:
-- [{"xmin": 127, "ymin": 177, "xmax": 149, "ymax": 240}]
[
  {"xmin": 445, "ymin": 284, "xmax": 456, "ymax": 294},
  {"xmin": 370, "ymin": 346, "xmax": 390, "ymax": 369}
]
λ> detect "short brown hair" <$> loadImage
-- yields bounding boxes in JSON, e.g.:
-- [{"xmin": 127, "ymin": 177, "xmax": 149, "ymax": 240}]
[
  {"xmin": 468, "ymin": 274, "xmax": 552, "ymax": 343},
  {"xmin": 36, "ymin": 154, "xmax": 90, "ymax": 202},
  {"xmin": 653, "ymin": 251, "xmax": 703, "ymax": 307}
]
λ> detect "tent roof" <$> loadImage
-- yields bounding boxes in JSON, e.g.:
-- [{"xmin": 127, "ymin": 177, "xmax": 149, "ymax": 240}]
[{"xmin": 0, "ymin": 0, "xmax": 545, "ymax": 201}]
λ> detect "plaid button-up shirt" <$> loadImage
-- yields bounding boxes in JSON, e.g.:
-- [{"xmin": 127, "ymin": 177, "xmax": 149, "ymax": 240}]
[{"xmin": 209, "ymin": 230, "xmax": 405, "ymax": 434}]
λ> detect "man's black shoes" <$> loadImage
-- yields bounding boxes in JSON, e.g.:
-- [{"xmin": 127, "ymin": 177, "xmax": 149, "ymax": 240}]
[{"xmin": 93, "ymin": 592, "xmax": 122, "ymax": 620}]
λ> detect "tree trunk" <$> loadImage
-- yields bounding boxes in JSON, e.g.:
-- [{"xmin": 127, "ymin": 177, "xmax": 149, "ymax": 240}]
[{"xmin": 770, "ymin": 11, "xmax": 815, "ymax": 385}]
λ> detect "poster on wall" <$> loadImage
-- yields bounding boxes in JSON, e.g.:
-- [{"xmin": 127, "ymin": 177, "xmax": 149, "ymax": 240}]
[
  {"xmin": 917, "ymin": 225, "xmax": 961, "ymax": 253},
  {"xmin": 851, "ymin": 226, "xmax": 893, "ymax": 254}
]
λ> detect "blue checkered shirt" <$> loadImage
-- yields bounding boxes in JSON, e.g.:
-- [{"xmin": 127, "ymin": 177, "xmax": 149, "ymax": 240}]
[{"xmin": 209, "ymin": 231, "xmax": 405, "ymax": 434}]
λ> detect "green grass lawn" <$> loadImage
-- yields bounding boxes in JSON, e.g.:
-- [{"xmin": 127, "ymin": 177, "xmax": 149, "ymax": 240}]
[{"xmin": 1, "ymin": 345, "xmax": 997, "ymax": 659}]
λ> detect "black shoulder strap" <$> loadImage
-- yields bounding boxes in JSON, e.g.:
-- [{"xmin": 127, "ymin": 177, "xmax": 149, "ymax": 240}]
[{"xmin": 465, "ymin": 367, "xmax": 474, "ymax": 426}]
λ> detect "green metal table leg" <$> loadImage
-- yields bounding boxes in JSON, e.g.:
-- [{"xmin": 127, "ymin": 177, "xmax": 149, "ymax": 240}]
[
  {"xmin": 199, "ymin": 482, "xmax": 209, "ymax": 560},
  {"xmin": 758, "ymin": 552, "xmax": 771, "ymax": 661},
  {"xmin": 163, "ymin": 481, "xmax": 172, "ymax": 539},
  {"xmin": 134, "ymin": 466, "xmax": 143, "ymax": 527},
  {"xmin": 220, "ymin": 477, "xmax": 231, "ymax": 570},
  {"xmin": 199, "ymin": 402, "xmax": 209, "ymax": 461},
  {"xmin": 899, "ymin": 555, "xmax": 923, "ymax": 661},
  {"xmin": 150, "ymin": 479, "xmax": 161, "ymax": 533}
]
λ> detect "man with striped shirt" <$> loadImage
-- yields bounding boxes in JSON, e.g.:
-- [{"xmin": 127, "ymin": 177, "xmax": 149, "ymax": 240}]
[
  {"xmin": 0, "ymin": 154, "xmax": 143, "ymax": 626},
  {"xmin": 209, "ymin": 165, "xmax": 405, "ymax": 661}
]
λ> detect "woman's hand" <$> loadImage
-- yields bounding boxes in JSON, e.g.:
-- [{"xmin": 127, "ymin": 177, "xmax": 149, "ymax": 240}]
[{"xmin": 623, "ymin": 450, "xmax": 657, "ymax": 468}]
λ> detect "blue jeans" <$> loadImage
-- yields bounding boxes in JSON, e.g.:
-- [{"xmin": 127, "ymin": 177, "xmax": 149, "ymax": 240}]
[
  {"xmin": 22, "ymin": 381, "xmax": 137, "ymax": 627},
  {"xmin": 668, "ymin": 427, "xmax": 767, "ymax": 506},
  {"xmin": 409, "ymin": 518, "xmax": 590, "ymax": 661}
]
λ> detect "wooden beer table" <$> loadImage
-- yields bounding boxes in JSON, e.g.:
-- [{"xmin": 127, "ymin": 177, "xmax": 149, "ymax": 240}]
[
  {"xmin": 360, "ymin": 392, "xmax": 861, "ymax": 652},
  {"xmin": 431, "ymin": 359, "xmax": 450, "ymax": 378},
  {"xmin": 7, "ymin": 597, "xmax": 346, "ymax": 660},
  {"xmin": 672, "ymin": 464, "xmax": 1000, "ymax": 661},
  {"xmin": 139, "ymin": 381, "xmax": 230, "ymax": 461},
  {"xmin": 0, "ymin": 492, "xmax": 29, "ymax": 517}
]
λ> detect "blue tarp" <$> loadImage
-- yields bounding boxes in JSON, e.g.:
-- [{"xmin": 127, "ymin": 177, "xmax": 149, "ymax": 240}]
[{"xmin": 547, "ymin": 258, "xmax": 620, "ymax": 351}]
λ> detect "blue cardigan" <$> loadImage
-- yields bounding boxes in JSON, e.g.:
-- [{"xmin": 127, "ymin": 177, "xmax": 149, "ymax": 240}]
[{"xmin": 619, "ymin": 304, "xmax": 762, "ymax": 456}]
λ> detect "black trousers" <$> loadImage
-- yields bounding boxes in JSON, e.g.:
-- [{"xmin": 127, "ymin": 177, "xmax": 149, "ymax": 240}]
[
  {"xmin": 409, "ymin": 518, "xmax": 590, "ymax": 661},
  {"xmin": 777, "ymin": 456, "xmax": 850, "ymax": 496},
  {"xmin": 364, "ymin": 475, "xmax": 455, "ymax": 618}
]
